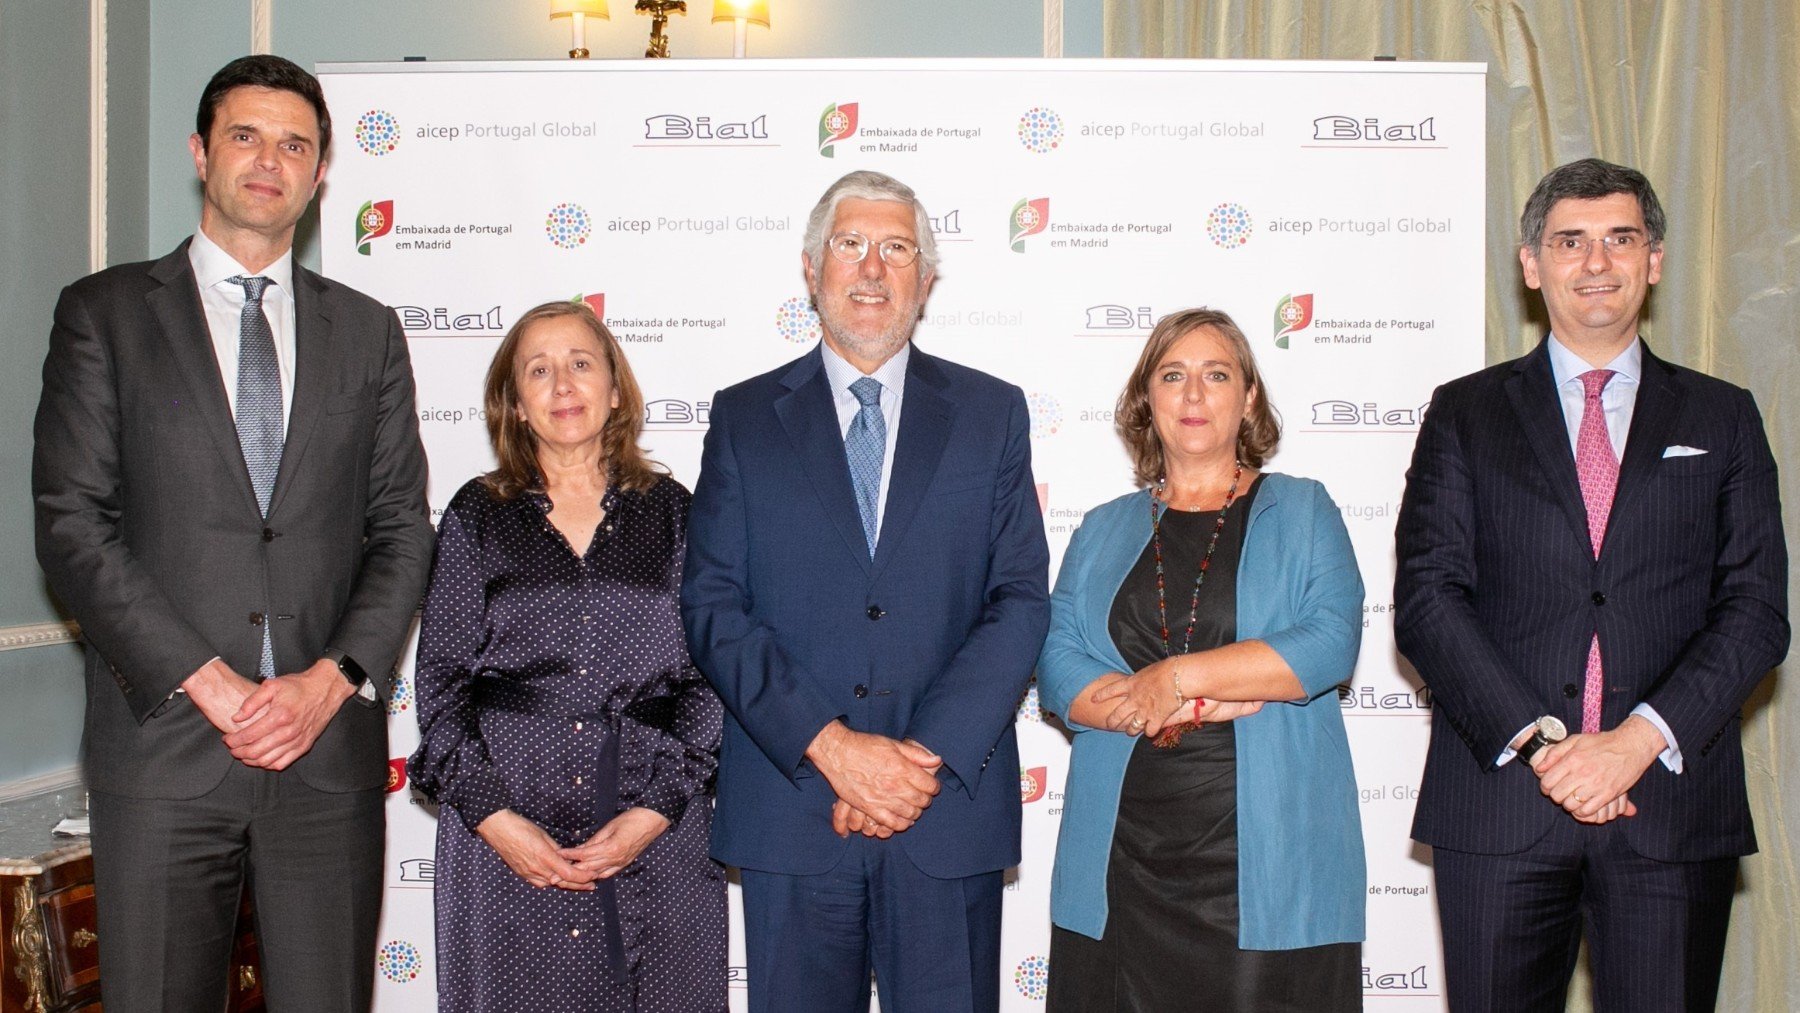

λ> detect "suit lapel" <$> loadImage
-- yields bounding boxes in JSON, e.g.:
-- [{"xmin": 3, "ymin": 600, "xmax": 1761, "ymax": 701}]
[
  {"xmin": 144, "ymin": 243, "xmax": 263, "ymax": 517},
  {"xmin": 774, "ymin": 348, "xmax": 873, "ymax": 575},
  {"xmin": 870, "ymin": 350, "xmax": 954, "ymax": 580},
  {"xmin": 1606, "ymin": 342, "xmax": 1682, "ymax": 552},
  {"xmin": 1503, "ymin": 340, "xmax": 1592, "ymax": 554},
  {"xmin": 268, "ymin": 267, "xmax": 333, "ymax": 518}
]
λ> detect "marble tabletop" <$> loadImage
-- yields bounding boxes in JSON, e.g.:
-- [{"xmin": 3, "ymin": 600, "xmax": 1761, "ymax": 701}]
[{"xmin": 0, "ymin": 785, "xmax": 91, "ymax": 875}]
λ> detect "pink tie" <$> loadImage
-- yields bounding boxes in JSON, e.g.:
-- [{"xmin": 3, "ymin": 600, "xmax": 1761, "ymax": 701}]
[{"xmin": 1575, "ymin": 369, "xmax": 1617, "ymax": 732}]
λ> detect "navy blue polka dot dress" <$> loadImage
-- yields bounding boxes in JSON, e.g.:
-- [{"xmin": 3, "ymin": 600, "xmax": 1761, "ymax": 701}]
[{"xmin": 409, "ymin": 474, "xmax": 727, "ymax": 1012}]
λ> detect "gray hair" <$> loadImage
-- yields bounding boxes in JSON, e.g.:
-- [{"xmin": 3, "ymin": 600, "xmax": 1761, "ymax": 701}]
[
  {"xmin": 1519, "ymin": 158, "xmax": 1666, "ymax": 249},
  {"xmin": 802, "ymin": 170, "xmax": 940, "ymax": 277}
]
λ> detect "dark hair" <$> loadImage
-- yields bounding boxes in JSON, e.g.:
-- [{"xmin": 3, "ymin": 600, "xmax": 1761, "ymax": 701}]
[
  {"xmin": 1519, "ymin": 158, "xmax": 1665, "ymax": 249},
  {"xmin": 1116, "ymin": 307, "xmax": 1281, "ymax": 485},
  {"xmin": 480, "ymin": 301, "xmax": 662, "ymax": 500},
  {"xmin": 196, "ymin": 55, "xmax": 332, "ymax": 159}
]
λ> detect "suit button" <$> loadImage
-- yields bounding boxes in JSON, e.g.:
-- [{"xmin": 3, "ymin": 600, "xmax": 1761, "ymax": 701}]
[
  {"xmin": 262, "ymin": 527, "xmax": 275, "ymax": 542},
  {"xmin": 866, "ymin": 605, "xmax": 884, "ymax": 621},
  {"xmin": 854, "ymin": 684, "xmax": 868, "ymax": 699},
  {"xmin": 1592, "ymin": 591, "xmax": 1607, "ymax": 605},
  {"xmin": 1563, "ymin": 683, "xmax": 1579, "ymax": 698},
  {"xmin": 249, "ymin": 612, "xmax": 264, "ymax": 626}
]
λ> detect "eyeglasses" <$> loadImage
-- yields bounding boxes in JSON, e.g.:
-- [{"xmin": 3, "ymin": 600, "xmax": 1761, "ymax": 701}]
[
  {"xmin": 826, "ymin": 231, "xmax": 921, "ymax": 269},
  {"xmin": 1540, "ymin": 233, "xmax": 1653, "ymax": 263}
]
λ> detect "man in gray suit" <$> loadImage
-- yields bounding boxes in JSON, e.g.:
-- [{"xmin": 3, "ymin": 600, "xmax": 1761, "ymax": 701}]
[{"xmin": 33, "ymin": 55, "xmax": 432, "ymax": 1011}]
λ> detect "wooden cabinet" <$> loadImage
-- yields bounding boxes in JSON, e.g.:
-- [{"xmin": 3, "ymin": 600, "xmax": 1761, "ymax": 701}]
[{"xmin": 0, "ymin": 790, "xmax": 262, "ymax": 1012}]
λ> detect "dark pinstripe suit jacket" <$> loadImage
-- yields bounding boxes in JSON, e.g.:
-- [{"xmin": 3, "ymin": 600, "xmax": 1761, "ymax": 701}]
[{"xmin": 1395, "ymin": 338, "xmax": 1788, "ymax": 861}]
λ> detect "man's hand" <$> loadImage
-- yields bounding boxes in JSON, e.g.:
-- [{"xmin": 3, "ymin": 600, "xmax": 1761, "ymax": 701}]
[
  {"xmin": 476, "ymin": 810, "xmax": 596, "ymax": 890},
  {"xmin": 222, "ymin": 658, "xmax": 357, "ymax": 770},
  {"xmin": 1533, "ymin": 715, "xmax": 1665, "ymax": 821},
  {"xmin": 562, "ymin": 807, "xmax": 671, "ymax": 879},
  {"xmin": 181, "ymin": 658, "xmax": 261, "ymax": 734},
  {"xmin": 831, "ymin": 738, "xmax": 940, "ymax": 839},
  {"xmin": 806, "ymin": 721, "xmax": 940, "ymax": 834}
]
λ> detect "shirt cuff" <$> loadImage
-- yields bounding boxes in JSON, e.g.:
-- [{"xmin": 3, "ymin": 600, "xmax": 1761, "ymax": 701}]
[
  {"xmin": 1495, "ymin": 721, "xmax": 1539, "ymax": 767},
  {"xmin": 1631, "ymin": 703, "xmax": 1682, "ymax": 773}
]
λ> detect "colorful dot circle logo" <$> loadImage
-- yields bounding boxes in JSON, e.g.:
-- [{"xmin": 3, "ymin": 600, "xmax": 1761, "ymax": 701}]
[
  {"xmin": 1016, "ymin": 682, "xmax": 1042, "ymax": 722},
  {"xmin": 385, "ymin": 673, "xmax": 412, "ymax": 716},
  {"xmin": 1014, "ymin": 954, "xmax": 1050, "ymax": 1000},
  {"xmin": 377, "ymin": 940, "xmax": 423, "ymax": 983},
  {"xmin": 1027, "ymin": 393, "xmax": 1062, "ymax": 439},
  {"xmin": 354, "ymin": 110, "xmax": 400, "ymax": 157},
  {"xmin": 545, "ymin": 203, "xmax": 592, "ymax": 250},
  {"xmin": 775, "ymin": 296, "xmax": 822, "ymax": 344},
  {"xmin": 1017, "ymin": 107, "xmax": 1064, "ymax": 154},
  {"xmin": 1206, "ymin": 202, "xmax": 1254, "ymax": 249}
]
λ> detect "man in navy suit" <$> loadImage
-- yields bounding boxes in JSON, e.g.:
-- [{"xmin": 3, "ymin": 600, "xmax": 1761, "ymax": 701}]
[
  {"xmin": 682, "ymin": 170, "xmax": 1050, "ymax": 1012},
  {"xmin": 1395, "ymin": 158, "xmax": 1788, "ymax": 1011}
]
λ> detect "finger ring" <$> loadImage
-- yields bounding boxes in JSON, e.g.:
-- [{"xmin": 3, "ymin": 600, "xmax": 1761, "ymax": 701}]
[
  {"xmin": 1572, "ymin": 795, "xmax": 1585, "ymax": 805},
  {"xmin": 1130, "ymin": 718, "xmax": 1144, "ymax": 728}
]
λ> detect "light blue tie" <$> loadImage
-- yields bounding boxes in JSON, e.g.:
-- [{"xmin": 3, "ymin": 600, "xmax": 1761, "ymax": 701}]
[
  {"xmin": 845, "ymin": 377, "xmax": 886, "ymax": 558},
  {"xmin": 230, "ymin": 276, "xmax": 284, "ymax": 679}
]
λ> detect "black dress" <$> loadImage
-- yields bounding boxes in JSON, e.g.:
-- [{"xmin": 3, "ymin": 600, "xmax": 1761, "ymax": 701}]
[
  {"xmin": 1047, "ymin": 477, "xmax": 1360, "ymax": 1012},
  {"xmin": 409, "ymin": 476, "xmax": 727, "ymax": 1012}
]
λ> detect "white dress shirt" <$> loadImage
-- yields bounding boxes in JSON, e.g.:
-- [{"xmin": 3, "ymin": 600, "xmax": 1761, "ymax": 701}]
[
  {"xmin": 187, "ymin": 228, "xmax": 298, "ymax": 430},
  {"xmin": 819, "ymin": 340, "xmax": 909, "ymax": 543}
]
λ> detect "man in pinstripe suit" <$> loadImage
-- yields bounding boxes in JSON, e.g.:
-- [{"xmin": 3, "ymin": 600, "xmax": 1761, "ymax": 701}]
[{"xmin": 1395, "ymin": 159, "xmax": 1788, "ymax": 1012}]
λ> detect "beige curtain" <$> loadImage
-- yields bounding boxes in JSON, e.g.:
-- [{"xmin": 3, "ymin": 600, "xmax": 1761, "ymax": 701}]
[{"xmin": 1105, "ymin": 3, "xmax": 1800, "ymax": 1010}]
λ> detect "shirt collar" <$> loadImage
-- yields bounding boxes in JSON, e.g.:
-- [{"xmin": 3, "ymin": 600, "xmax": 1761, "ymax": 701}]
[
  {"xmin": 187, "ymin": 227, "xmax": 296, "ymax": 299},
  {"xmin": 1548, "ymin": 333, "xmax": 1641, "ymax": 389},
  {"xmin": 819, "ymin": 338, "xmax": 911, "ymax": 397}
]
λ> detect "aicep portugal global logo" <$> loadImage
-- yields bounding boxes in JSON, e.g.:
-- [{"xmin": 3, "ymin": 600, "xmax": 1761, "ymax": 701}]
[
  {"xmin": 354, "ymin": 110, "xmax": 400, "ymax": 156},
  {"xmin": 1017, "ymin": 106, "xmax": 1064, "ymax": 153},
  {"xmin": 355, "ymin": 200, "xmax": 394, "ymax": 256},
  {"xmin": 545, "ymin": 202, "xmax": 593, "ymax": 249},
  {"xmin": 1009, "ymin": 198, "xmax": 1050, "ymax": 253},
  {"xmin": 818, "ymin": 102, "xmax": 858, "ymax": 157}
]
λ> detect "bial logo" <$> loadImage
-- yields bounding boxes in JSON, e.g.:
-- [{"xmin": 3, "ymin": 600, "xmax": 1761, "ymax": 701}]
[
  {"xmin": 1274, "ymin": 293, "xmax": 1313, "ymax": 349},
  {"xmin": 1009, "ymin": 198, "xmax": 1050, "ymax": 253},
  {"xmin": 1017, "ymin": 106, "xmax": 1064, "ymax": 153},
  {"xmin": 818, "ymin": 102, "xmax": 858, "ymax": 157},
  {"xmin": 643, "ymin": 112, "xmax": 769, "ymax": 142},
  {"xmin": 396, "ymin": 305, "xmax": 503, "ymax": 335},
  {"xmin": 1085, "ymin": 304, "xmax": 1154, "ymax": 332},
  {"xmin": 1312, "ymin": 114, "xmax": 1438, "ymax": 144},
  {"xmin": 1309, "ymin": 399, "xmax": 1430, "ymax": 430},
  {"xmin": 643, "ymin": 398, "xmax": 710, "ymax": 428},
  {"xmin": 355, "ymin": 200, "xmax": 394, "ymax": 256},
  {"xmin": 354, "ymin": 110, "xmax": 400, "ymax": 156},
  {"xmin": 397, "ymin": 858, "xmax": 436, "ymax": 883}
]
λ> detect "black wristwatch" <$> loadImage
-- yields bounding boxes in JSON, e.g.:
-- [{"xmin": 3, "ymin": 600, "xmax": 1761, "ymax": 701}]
[
  {"xmin": 323, "ymin": 649, "xmax": 369, "ymax": 690},
  {"xmin": 1515, "ymin": 715, "xmax": 1568, "ymax": 766}
]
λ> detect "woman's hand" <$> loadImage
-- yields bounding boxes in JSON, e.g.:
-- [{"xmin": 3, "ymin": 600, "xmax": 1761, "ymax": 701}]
[
  {"xmin": 1194, "ymin": 698, "xmax": 1264, "ymax": 723},
  {"xmin": 561, "ymin": 807, "xmax": 672, "ymax": 879},
  {"xmin": 475, "ymin": 809, "xmax": 597, "ymax": 890},
  {"xmin": 1090, "ymin": 659, "xmax": 1187, "ymax": 736}
]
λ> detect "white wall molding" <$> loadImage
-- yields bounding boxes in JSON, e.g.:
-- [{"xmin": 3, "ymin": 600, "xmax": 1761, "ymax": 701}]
[
  {"xmin": 0, "ymin": 766, "xmax": 82, "ymax": 805},
  {"xmin": 251, "ymin": 0, "xmax": 272, "ymax": 54},
  {"xmin": 0, "ymin": 622, "xmax": 82, "ymax": 654},
  {"xmin": 88, "ymin": 0, "xmax": 107, "ymax": 272},
  {"xmin": 1042, "ymin": 0, "xmax": 1063, "ymax": 57}
]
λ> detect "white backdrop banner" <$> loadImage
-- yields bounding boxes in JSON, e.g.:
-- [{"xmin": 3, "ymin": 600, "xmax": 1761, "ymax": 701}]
[{"xmin": 319, "ymin": 57, "xmax": 1486, "ymax": 1011}]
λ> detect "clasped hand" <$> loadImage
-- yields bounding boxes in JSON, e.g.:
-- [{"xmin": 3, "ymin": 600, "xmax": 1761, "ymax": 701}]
[
  {"xmin": 184, "ymin": 657, "xmax": 355, "ymax": 770},
  {"xmin": 1088, "ymin": 662, "xmax": 1263, "ymax": 736},
  {"xmin": 807, "ymin": 722, "xmax": 941, "ymax": 839},
  {"xmin": 477, "ymin": 807, "xmax": 671, "ymax": 890},
  {"xmin": 1526, "ymin": 718, "xmax": 1664, "ymax": 824}
]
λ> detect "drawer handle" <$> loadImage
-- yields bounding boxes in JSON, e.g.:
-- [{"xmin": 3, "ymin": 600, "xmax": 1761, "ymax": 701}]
[
  {"xmin": 73, "ymin": 928, "xmax": 97, "ymax": 949},
  {"xmin": 239, "ymin": 964, "xmax": 258, "ymax": 990}
]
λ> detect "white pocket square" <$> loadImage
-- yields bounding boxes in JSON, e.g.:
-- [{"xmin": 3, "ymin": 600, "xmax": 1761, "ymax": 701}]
[{"xmin": 1662, "ymin": 445, "xmax": 1708, "ymax": 458}]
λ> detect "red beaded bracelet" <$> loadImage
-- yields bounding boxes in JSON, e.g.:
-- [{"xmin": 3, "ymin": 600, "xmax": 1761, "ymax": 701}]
[{"xmin": 1192, "ymin": 697, "xmax": 1206, "ymax": 723}]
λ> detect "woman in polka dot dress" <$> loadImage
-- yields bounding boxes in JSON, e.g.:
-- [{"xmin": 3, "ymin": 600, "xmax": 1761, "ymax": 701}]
[{"xmin": 409, "ymin": 301, "xmax": 727, "ymax": 1012}]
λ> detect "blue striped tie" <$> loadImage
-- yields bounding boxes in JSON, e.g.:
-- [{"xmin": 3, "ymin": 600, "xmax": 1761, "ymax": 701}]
[
  {"xmin": 230, "ymin": 275, "xmax": 283, "ymax": 679},
  {"xmin": 845, "ymin": 377, "xmax": 885, "ymax": 558}
]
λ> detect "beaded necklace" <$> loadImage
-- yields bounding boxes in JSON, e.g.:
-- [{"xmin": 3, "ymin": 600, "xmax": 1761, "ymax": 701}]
[{"xmin": 1149, "ymin": 460, "xmax": 1243, "ymax": 747}]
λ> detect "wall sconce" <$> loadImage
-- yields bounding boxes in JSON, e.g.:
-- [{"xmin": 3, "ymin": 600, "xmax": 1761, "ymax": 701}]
[
  {"xmin": 711, "ymin": 0, "xmax": 770, "ymax": 58},
  {"xmin": 636, "ymin": 1, "xmax": 687, "ymax": 58},
  {"xmin": 550, "ymin": 0, "xmax": 609, "ymax": 59}
]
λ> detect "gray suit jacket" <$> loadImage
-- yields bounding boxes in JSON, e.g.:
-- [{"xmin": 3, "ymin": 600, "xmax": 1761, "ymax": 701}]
[{"xmin": 34, "ymin": 240, "xmax": 434, "ymax": 798}]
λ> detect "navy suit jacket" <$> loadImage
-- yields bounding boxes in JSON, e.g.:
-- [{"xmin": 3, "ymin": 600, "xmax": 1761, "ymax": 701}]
[
  {"xmin": 1395, "ymin": 338, "xmax": 1788, "ymax": 861},
  {"xmin": 681, "ymin": 344, "xmax": 1050, "ymax": 878}
]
